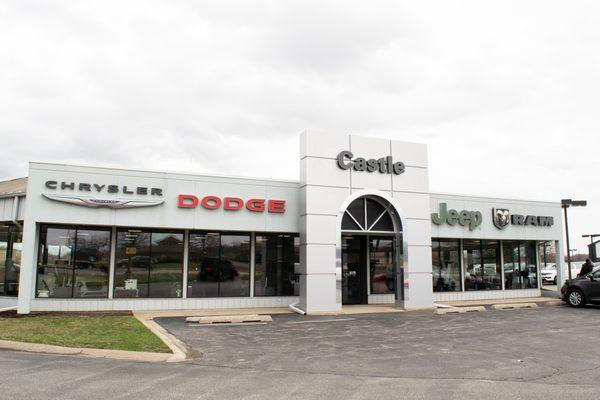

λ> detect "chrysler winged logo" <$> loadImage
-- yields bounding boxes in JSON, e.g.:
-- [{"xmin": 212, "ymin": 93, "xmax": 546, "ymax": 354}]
[
  {"xmin": 493, "ymin": 208, "xmax": 510, "ymax": 229},
  {"xmin": 43, "ymin": 194, "xmax": 164, "ymax": 209}
]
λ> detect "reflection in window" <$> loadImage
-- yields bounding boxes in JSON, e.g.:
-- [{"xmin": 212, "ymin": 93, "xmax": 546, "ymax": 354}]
[
  {"xmin": 37, "ymin": 225, "xmax": 110, "ymax": 298},
  {"xmin": 504, "ymin": 241, "xmax": 538, "ymax": 289},
  {"xmin": 463, "ymin": 240, "xmax": 501, "ymax": 291},
  {"xmin": 538, "ymin": 241, "xmax": 555, "ymax": 270},
  {"xmin": 187, "ymin": 232, "xmax": 250, "ymax": 297},
  {"xmin": 0, "ymin": 225, "xmax": 21, "ymax": 296},
  {"xmin": 114, "ymin": 229, "xmax": 183, "ymax": 298},
  {"xmin": 432, "ymin": 238, "xmax": 461, "ymax": 292},
  {"xmin": 369, "ymin": 236, "xmax": 396, "ymax": 294},
  {"xmin": 254, "ymin": 234, "xmax": 299, "ymax": 296}
]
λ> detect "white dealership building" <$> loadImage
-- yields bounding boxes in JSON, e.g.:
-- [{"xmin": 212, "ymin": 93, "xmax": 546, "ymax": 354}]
[{"xmin": 0, "ymin": 133, "xmax": 565, "ymax": 314}]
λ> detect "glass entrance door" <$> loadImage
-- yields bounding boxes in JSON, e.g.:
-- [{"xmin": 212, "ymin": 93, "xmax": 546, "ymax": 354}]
[
  {"xmin": 342, "ymin": 235, "xmax": 366, "ymax": 305},
  {"xmin": 369, "ymin": 236, "xmax": 395, "ymax": 295}
]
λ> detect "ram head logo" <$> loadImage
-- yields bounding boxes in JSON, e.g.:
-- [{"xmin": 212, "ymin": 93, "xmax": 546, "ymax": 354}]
[{"xmin": 492, "ymin": 208, "xmax": 510, "ymax": 230}]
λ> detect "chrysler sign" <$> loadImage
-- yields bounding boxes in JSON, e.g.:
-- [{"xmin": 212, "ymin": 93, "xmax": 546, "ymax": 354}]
[
  {"xmin": 43, "ymin": 194, "xmax": 164, "ymax": 209},
  {"xmin": 43, "ymin": 180, "xmax": 164, "ymax": 209}
]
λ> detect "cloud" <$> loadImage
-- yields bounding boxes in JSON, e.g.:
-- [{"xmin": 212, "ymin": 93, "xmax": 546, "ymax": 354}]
[{"xmin": 1, "ymin": 0, "xmax": 599, "ymax": 251}]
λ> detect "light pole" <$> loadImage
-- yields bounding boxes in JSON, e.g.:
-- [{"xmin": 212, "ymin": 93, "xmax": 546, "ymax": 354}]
[{"xmin": 561, "ymin": 199, "xmax": 587, "ymax": 280}]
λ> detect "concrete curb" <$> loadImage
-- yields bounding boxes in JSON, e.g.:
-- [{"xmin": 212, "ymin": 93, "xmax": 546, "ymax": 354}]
[
  {"xmin": 0, "ymin": 339, "xmax": 171, "ymax": 362},
  {"xmin": 543, "ymin": 299, "xmax": 564, "ymax": 306},
  {"xmin": 492, "ymin": 303, "xmax": 538, "ymax": 310},
  {"xmin": 435, "ymin": 306, "xmax": 486, "ymax": 315},
  {"xmin": 186, "ymin": 314, "xmax": 272, "ymax": 324},
  {"xmin": 133, "ymin": 313, "xmax": 190, "ymax": 362}
]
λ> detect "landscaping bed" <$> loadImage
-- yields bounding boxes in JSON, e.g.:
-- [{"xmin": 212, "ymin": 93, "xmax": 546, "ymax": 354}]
[{"xmin": 0, "ymin": 311, "xmax": 170, "ymax": 353}]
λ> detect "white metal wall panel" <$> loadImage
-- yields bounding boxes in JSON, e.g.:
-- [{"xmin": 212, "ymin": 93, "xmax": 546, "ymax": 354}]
[
  {"xmin": 30, "ymin": 296, "xmax": 299, "ymax": 312},
  {"xmin": 0, "ymin": 198, "xmax": 12, "ymax": 221},
  {"xmin": 430, "ymin": 194, "xmax": 562, "ymax": 242},
  {"xmin": 433, "ymin": 289, "xmax": 541, "ymax": 302}
]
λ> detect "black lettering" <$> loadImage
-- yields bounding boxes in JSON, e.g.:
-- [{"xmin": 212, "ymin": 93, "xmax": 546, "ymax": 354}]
[
  {"xmin": 378, "ymin": 158, "xmax": 387, "ymax": 173},
  {"xmin": 366, "ymin": 159, "xmax": 378, "ymax": 172},
  {"xmin": 336, "ymin": 151, "xmax": 353, "ymax": 170},
  {"xmin": 525, "ymin": 215, "xmax": 538, "ymax": 226},
  {"xmin": 45, "ymin": 180, "xmax": 57, "ymax": 189},
  {"xmin": 538, "ymin": 216, "xmax": 554, "ymax": 227},
  {"xmin": 107, "ymin": 185, "xmax": 119, "ymax": 193},
  {"xmin": 353, "ymin": 158, "xmax": 367, "ymax": 171},
  {"xmin": 151, "ymin": 188, "xmax": 163, "ymax": 196},
  {"xmin": 93, "ymin": 184, "xmax": 105, "ymax": 192},
  {"xmin": 123, "ymin": 186, "xmax": 134, "ymax": 194},
  {"xmin": 79, "ymin": 183, "xmax": 91, "ymax": 191},
  {"xmin": 137, "ymin": 187, "xmax": 148, "ymax": 195},
  {"xmin": 511, "ymin": 214, "xmax": 525, "ymax": 225},
  {"xmin": 61, "ymin": 182, "xmax": 75, "ymax": 190},
  {"xmin": 386, "ymin": 156, "xmax": 393, "ymax": 174}
]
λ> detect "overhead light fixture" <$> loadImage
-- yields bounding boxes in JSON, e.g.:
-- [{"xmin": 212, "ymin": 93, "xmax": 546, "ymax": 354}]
[{"xmin": 561, "ymin": 198, "xmax": 588, "ymax": 280}]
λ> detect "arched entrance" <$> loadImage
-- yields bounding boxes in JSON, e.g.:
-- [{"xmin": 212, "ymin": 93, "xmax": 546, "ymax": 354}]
[{"xmin": 340, "ymin": 195, "xmax": 403, "ymax": 305}]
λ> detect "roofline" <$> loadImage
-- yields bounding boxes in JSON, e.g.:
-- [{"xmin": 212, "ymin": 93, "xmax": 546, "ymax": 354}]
[
  {"xmin": 28, "ymin": 161, "xmax": 300, "ymax": 185},
  {"xmin": 0, "ymin": 193, "xmax": 26, "ymax": 199},
  {"xmin": 21, "ymin": 163, "xmax": 561, "ymax": 205},
  {"xmin": 430, "ymin": 191, "xmax": 560, "ymax": 206}
]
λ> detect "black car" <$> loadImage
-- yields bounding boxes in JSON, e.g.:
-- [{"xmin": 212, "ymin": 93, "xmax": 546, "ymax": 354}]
[{"xmin": 561, "ymin": 266, "xmax": 600, "ymax": 307}]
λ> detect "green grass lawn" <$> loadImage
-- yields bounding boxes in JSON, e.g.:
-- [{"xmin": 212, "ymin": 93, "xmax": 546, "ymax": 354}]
[{"xmin": 0, "ymin": 314, "xmax": 171, "ymax": 353}]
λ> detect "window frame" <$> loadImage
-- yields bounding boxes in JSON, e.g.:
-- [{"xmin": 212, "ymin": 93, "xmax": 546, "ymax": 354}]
[
  {"xmin": 113, "ymin": 227, "xmax": 185, "ymax": 299},
  {"xmin": 253, "ymin": 232, "xmax": 300, "ymax": 297},
  {"xmin": 187, "ymin": 230, "xmax": 252, "ymax": 298},
  {"xmin": 36, "ymin": 224, "xmax": 112, "ymax": 299},
  {"xmin": 431, "ymin": 238, "xmax": 462, "ymax": 292}
]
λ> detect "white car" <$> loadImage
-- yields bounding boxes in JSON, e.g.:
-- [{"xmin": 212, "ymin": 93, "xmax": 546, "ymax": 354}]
[
  {"xmin": 541, "ymin": 262, "xmax": 599, "ymax": 285},
  {"xmin": 541, "ymin": 264, "xmax": 558, "ymax": 284}
]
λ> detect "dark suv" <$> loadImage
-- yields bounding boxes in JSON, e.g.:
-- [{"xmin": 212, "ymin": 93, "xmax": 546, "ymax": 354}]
[{"xmin": 562, "ymin": 266, "xmax": 600, "ymax": 307}]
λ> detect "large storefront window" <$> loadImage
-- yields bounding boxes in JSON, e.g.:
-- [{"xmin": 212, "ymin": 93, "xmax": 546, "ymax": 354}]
[
  {"xmin": 463, "ymin": 240, "xmax": 501, "ymax": 291},
  {"xmin": 37, "ymin": 225, "xmax": 110, "ymax": 298},
  {"xmin": 114, "ymin": 228, "xmax": 184, "ymax": 298},
  {"xmin": 0, "ymin": 225, "xmax": 21, "ymax": 296},
  {"xmin": 254, "ymin": 234, "xmax": 299, "ymax": 296},
  {"xmin": 538, "ymin": 241, "xmax": 556, "ymax": 269},
  {"xmin": 369, "ymin": 236, "xmax": 395, "ymax": 295},
  {"xmin": 504, "ymin": 241, "xmax": 538, "ymax": 289},
  {"xmin": 187, "ymin": 232, "xmax": 250, "ymax": 297},
  {"xmin": 432, "ymin": 238, "xmax": 461, "ymax": 292}
]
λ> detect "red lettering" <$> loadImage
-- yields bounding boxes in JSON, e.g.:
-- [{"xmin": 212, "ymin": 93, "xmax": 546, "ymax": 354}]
[
  {"xmin": 246, "ymin": 198, "xmax": 265, "ymax": 212},
  {"xmin": 178, "ymin": 194, "xmax": 199, "ymax": 208},
  {"xmin": 178, "ymin": 194, "xmax": 285, "ymax": 213},
  {"xmin": 268, "ymin": 200, "xmax": 286, "ymax": 213},
  {"xmin": 224, "ymin": 197, "xmax": 244, "ymax": 210},
  {"xmin": 201, "ymin": 195, "xmax": 222, "ymax": 209}
]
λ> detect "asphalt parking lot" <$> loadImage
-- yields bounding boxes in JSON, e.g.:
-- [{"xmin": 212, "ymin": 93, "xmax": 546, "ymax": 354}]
[
  {"xmin": 3, "ymin": 303, "xmax": 600, "ymax": 399},
  {"xmin": 156, "ymin": 303, "xmax": 600, "ymax": 382}
]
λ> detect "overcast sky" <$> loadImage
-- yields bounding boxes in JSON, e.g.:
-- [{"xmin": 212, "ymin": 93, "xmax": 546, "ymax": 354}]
[{"xmin": 1, "ymin": 1, "xmax": 599, "ymax": 252}]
